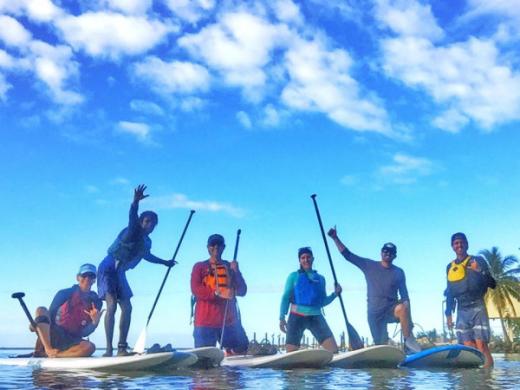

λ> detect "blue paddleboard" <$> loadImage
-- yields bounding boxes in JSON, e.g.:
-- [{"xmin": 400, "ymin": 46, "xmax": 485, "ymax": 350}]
[{"xmin": 400, "ymin": 344, "xmax": 484, "ymax": 368}]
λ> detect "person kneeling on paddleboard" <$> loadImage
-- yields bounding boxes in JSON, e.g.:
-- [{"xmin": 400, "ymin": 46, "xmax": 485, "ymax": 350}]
[
  {"xmin": 31, "ymin": 263, "xmax": 104, "ymax": 358},
  {"xmin": 328, "ymin": 228, "xmax": 422, "ymax": 354},
  {"xmin": 279, "ymin": 247, "xmax": 341, "ymax": 353},
  {"xmin": 191, "ymin": 234, "xmax": 249, "ymax": 356},
  {"xmin": 97, "ymin": 185, "xmax": 176, "ymax": 357},
  {"xmin": 445, "ymin": 232, "xmax": 496, "ymax": 368}
]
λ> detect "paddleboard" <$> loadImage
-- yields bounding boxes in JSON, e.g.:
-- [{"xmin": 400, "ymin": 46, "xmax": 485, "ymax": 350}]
[
  {"xmin": 151, "ymin": 351, "xmax": 198, "ymax": 369},
  {"xmin": 222, "ymin": 348, "xmax": 333, "ymax": 369},
  {"xmin": 330, "ymin": 345, "xmax": 405, "ymax": 368},
  {"xmin": 185, "ymin": 347, "xmax": 224, "ymax": 368},
  {"xmin": 400, "ymin": 344, "xmax": 484, "ymax": 368},
  {"xmin": 0, "ymin": 352, "xmax": 174, "ymax": 371}
]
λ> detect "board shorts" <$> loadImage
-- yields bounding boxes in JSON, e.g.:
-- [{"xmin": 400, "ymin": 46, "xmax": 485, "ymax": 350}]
[
  {"xmin": 51, "ymin": 325, "xmax": 83, "ymax": 351},
  {"xmin": 455, "ymin": 304, "xmax": 490, "ymax": 343},
  {"xmin": 285, "ymin": 313, "xmax": 333, "ymax": 346},
  {"xmin": 97, "ymin": 254, "xmax": 133, "ymax": 300},
  {"xmin": 368, "ymin": 303, "xmax": 399, "ymax": 345},
  {"xmin": 194, "ymin": 322, "xmax": 249, "ymax": 352}
]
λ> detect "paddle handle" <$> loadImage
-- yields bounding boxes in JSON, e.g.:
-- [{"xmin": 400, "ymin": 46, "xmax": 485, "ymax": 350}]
[{"xmin": 11, "ymin": 292, "xmax": 37, "ymax": 329}]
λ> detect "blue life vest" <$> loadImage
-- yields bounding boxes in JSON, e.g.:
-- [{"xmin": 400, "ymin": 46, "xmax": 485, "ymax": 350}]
[
  {"xmin": 107, "ymin": 228, "xmax": 150, "ymax": 269},
  {"xmin": 292, "ymin": 270, "xmax": 324, "ymax": 307}
]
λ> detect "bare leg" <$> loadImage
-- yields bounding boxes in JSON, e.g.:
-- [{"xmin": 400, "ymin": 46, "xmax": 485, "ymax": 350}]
[
  {"xmin": 394, "ymin": 302, "xmax": 413, "ymax": 338},
  {"xmin": 104, "ymin": 293, "xmax": 117, "ymax": 356},
  {"xmin": 475, "ymin": 339, "xmax": 493, "ymax": 368},
  {"xmin": 118, "ymin": 298, "xmax": 132, "ymax": 347},
  {"xmin": 320, "ymin": 337, "xmax": 339, "ymax": 353},
  {"xmin": 57, "ymin": 341, "xmax": 95, "ymax": 358},
  {"xmin": 33, "ymin": 307, "xmax": 58, "ymax": 357},
  {"xmin": 286, "ymin": 344, "xmax": 299, "ymax": 352}
]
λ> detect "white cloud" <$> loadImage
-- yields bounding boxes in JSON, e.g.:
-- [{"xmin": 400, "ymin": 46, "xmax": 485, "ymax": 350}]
[
  {"xmin": 164, "ymin": 0, "xmax": 216, "ymax": 24},
  {"xmin": 282, "ymin": 38, "xmax": 390, "ymax": 134},
  {"xmin": 466, "ymin": 0, "xmax": 520, "ymax": 22},
  {"xmin": 152, "ymin": 193, "xmax": 245, "ymax": 218},
  {"xmin": 133, "ymin": 56, "xmax": 210, "ymax": 94},
  {"xmin": 180, "ymin": 96, "xmax": 206, "ymax": 111},
  {"xmin": 0, "ymin": 73, "xmax": 11, "ymax": 100},
  {"xmin": 272, "ymin": 0, "xmax": 303, "ymax": 24},
  {"xmin": 375, "ymin": 0, "xmax": 444, "ymax": 41},
  {"xmin": 179, "ymin": 11, "xmax": 291, "ymax": 100},
  {"xmin": 102, "ymin": 0, "xmax": 153, "ymax": 15},
  {"xmin": 236, "ymin": 111, "xmax": 252, "ymax": 129},
  {"xmin": 0, "ymin": 0, "xmax": 62, "ymax": 22},
  {"xmin": 382, "ymin": 36, "xmax": 520, "ymax": 131},
  {"xmin": 0, "ymin": 50, "xmax": 16, "ymax": 69},
  {"xmin": 0, "ymin": 15, "xmax": 32, "ymax": 47},
  {"xmin": 379, "ymin": 153, "xmax": 434, "ymax": 184},
  {"xmin": 432, "ymin": 109, "xmax": 469, "ymax": 133},
  {"xmin": 30, "ymin": 41, "xmax": 83, "ymax": 105},
  {"xmin": 261, "ymin": 104, "xmax": 281, "ymax": 127},
  {"xmin": 56, "ymin": 12, "xmax": 174, "ymax": 58},
  {"xmin": 117, "ymin": 121, "xmax": 151, "ymax": 141},
  {"xmin": 130, "ymin": 99, "xmax": 165, "ymax": 116}
]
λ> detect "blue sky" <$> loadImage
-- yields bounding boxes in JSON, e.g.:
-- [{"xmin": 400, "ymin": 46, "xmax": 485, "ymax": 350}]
[{"xmin": 1, "ymin": 0, "xmax": 519, "ymax": 348}]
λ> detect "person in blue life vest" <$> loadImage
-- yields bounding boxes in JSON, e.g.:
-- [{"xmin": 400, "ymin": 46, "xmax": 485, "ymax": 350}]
[
  {"xmin": 327, "ymin": 227, "xmax": 422, "ymax": 354},
  {"xmin": 31, "ymin": 263, "xmax": 103, "ymax": 358},
  {"xmin": 97, "ymin": 185, "xmax": 176, "ymax": 356},
  {"xmin": 279, "ymin": 247, "xmax": 342, "ymax": 353},
  {"xmin": 445, "ymin": 232, "xmax": 496, "ymax": 368}
]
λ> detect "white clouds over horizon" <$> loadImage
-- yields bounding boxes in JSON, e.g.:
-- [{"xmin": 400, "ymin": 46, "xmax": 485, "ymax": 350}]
[
  {"xmin": 116, "ymin": 120, "xmax": 151, "ymax": 142},
  {"xmin": 379, "ymin": 153, "xmax": 435, "ymax": 184},
  {"xmin": 152, "ymin": 193, "xmax": 246, "ymax": 218}
]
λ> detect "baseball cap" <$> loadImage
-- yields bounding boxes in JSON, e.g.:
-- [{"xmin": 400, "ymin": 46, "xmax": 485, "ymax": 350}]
[
  {"xmin": 78, "ymin": 263, "xmax": 97, "ymax": 276},
  {"xmin": 451, "ymin": 232, "xmax": 467, "ymax": 244},
  {"xmin": 207, "ymin": 234, "xmax": 225, "ymax": 246},
  {"xmin": 298, "ymin": 247, "xmax": 313, "ymax": 258},
  {"xmin": 381, "ymin": 243, "xmax": 397, "ymax": 255}
]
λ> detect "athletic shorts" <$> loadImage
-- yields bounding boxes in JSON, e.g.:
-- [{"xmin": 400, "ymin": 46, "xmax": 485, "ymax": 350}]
[
  {"xmin": 50, "ymin": 325, "xmax": 83, "ymax": 351},
  {"xmin": 194, "ymin": 322, "xmax": 249, "ymax": 352},
  {"xmin": 456, "ymin": 304, "xmax": 490, "ymax": 343},
  {"xmin": 368, "ymin": 304, "xmax": 399, "ymax": 345},
  {"xmin": 285, "ymin": 313, "xmax": 333, "ymax": 346}
]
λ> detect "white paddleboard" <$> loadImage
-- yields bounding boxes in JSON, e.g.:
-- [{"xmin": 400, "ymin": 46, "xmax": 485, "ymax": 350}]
[
  {"xmin": 222, "ymin": 349, "xmax": 333, "ymax": 369},
  {"xmin": 400, "ymin": 344, "xmax": 484, "ymax": 368},
  {"xmin": 151, "ymin": 351, "xmax": 198, "ymax": 369},
  {"xmin": 330, "ymin": 345, "xmax": 405, "ymax": 368},
  {"xmin": 0, "ymin": 352, "xmax": 173, "ymax": 371},
  {"xmin": 185, "ymin": 347, "xmax": 224, "ymax": 367}
]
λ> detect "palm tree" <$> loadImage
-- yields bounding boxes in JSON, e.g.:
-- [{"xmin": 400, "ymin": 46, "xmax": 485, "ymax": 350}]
[{"xmin": 480, "ymin": 247, "xmax": 520, "ymax": 346}]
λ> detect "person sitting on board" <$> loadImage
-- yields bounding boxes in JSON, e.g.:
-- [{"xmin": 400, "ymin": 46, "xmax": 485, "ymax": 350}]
[
  {"xmin": 97, "ymin": 185, "xmax": 176, "ymax": 357},
  {"xmin": 191, "ymin": 233, "xmax": 249, "ymax": 356},
  {"xmin": 279, "ymin": 247, "xmax": 342, "ymax": 353},
  {"xmin": 328, "ymin": 227, "xmax": 422, "ymax": 354},
  {"xmin": 444, "ymin": 232, "xmax": 496, "ymax": 368},
  {"xmin": 31, "ymin": 263, "xmax": 103, "ymax": 358}
]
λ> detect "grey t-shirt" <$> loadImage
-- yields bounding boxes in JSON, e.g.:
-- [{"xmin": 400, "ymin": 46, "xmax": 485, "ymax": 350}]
[{"xmin": 340, "ymin": 249, "xmax": 409, "ymax": 315}]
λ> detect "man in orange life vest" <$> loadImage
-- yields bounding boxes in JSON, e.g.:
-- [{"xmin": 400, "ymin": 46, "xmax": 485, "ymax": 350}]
[
  {"xmin": 31, "ymin": 263, "xmax": 104, "ymax": 357},
  {"xmin": 445, "ymin": 232, "xmax": 496, "ymax": 368},
  {"xmin": 191, "ymin": 234, "xmax": 248, "ymax": 354}
]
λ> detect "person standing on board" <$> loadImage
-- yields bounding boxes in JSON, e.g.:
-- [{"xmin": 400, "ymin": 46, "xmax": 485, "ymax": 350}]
[
  {"xmin": 97, "ymin": 185, "xmax": 176, "ymax": 356},
  {"xmin": 191, "ymin": 233, "xmax": 249, "ymax": 355},
  {"xmin": 279, "ymin": 247, "xmax": 342, "ymax": 353},
  {"xmin": 327, "ymin": 227, "xmax": 422, "ymax": 354},
  {"xmin": 31, "ymin": 263, "xmax": 103, "ymax": 357},
  {"xmin": 445, "ymin": 232, "xmax": 496, "ymax": 368}
]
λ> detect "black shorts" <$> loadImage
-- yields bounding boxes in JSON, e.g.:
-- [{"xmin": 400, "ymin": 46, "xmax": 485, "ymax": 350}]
[
  {"xmin": 50, "ymin": 325, "xmax": 83, "ymax": 351},
  {"xmin": 285, "ymin": 313, "xmax": 333, "ymax": 346},
  {"xmin": 368, "ymin": 304, "xmax": 399, "ymax": 345}
]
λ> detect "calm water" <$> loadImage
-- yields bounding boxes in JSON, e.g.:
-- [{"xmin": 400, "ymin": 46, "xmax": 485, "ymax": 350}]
[{"xmin": 1, "ymin": 350, "xmax": 519, "ymax": 389}]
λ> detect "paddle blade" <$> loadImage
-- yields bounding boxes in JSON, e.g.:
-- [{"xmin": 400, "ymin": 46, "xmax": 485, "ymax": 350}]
[
  {"xmin": 347, "ymin": 322, "xmax": 364, "ymax": 350},
  {"xmin": 133, "ymin": 327, "xmax": 147, "ymax": 354}
]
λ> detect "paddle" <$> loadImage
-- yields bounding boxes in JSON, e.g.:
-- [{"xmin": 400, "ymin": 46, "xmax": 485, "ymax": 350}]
[
  {"xmin": 219, "ymin": 229, "xmax": 241, "ymax": 348},
  {"xmin": 133, "ymin": 209, "xmax": 196, "ymax": 353},
  {"xmin": 310, "ymin": 194, "xmax": 364, "ymax": 350},
  {"xmin": 11, "ymin": 292, "xmax": 48, "ymax": 356}
]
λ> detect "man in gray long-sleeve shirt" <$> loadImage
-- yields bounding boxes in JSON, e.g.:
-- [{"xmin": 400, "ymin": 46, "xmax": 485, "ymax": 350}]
[{"xmin": 328, "ymin": 227, "xmax": 421, "ymax": 354}]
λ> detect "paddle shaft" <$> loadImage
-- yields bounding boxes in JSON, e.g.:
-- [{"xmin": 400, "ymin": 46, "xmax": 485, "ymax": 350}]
[
  {"xmin": 145, "ymin": 209, "xmax": 195, "ymax": 327},
  {"xmin": 219, "ymin": 229, "xmax": 241, "ymax": 348},
  {"xmin": 12, "ymin": 293, "xmax": 37, "ymax": 329},
  {"xmin": 310, "ymin": 194, "xmax": 363, "ymax": 350}
]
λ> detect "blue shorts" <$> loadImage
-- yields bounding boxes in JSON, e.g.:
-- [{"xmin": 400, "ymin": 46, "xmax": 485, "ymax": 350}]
[
  {"xmin": 194, "ymin": 322, "xmax": 248, "ymax": 352},
  {"xmin": 98, "ymin": 254, "xmax": 133, "ymax": 300},
  {"xmin": 50, "ymin": 325, "xmax": 83, "ymax": 351},
  {"xmin": 456, "ymin": 304, "xmax": 490, "ymax": 343},
  {"xmin": 285, "ymin": 313, "xmax": 333, "ymax": 346},
  {"xmin": 368, "ymin": 304, "xmax": 399, "ymax": 345}
]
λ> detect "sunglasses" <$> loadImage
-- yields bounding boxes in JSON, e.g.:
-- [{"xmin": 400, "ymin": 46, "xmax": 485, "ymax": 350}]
[{"xmin": 81, "ymin": 273, "xmax": 97, "ymax": 280}]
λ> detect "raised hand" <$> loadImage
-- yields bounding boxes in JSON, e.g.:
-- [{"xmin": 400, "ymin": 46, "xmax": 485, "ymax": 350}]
[
  {"xmin": 327, "ymin": 226, "xmax": 338, "ymax": 239},
  {"xmin": 133, "ymin": 184, "xmax": 149, "ymax": 204},
  {"xmin": 84, "ymin": 302, "xmax": 105, "ymax": 326},
  {"xmin": 229, "ymin": 260, "xmax": 239, "ymax": 272}
]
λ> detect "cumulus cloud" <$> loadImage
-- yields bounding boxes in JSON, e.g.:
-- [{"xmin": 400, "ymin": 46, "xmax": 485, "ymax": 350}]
[
  {"xmin": 152, "ymin": 193, "xmax": 245, "ymax": 217},
  {"xmin": 180, "ymin": 96, "xmax": 206, "ymax": 111},
  {"xmin": 379, "ymin": 153, "xmax": 434, "ymax": 184},
  {"xmin": 117, "ymin": 121, "xmax": 151, "ymax": 142},
  {"xmin": 0, "ymin": 15, "xmax": 32, "ymax": 47},
  {"xmin": 56, "ymin": 12, "xmax": 174, "ymax": 58},
  {"xmin": 282, "ymin": 37, "xmax": 390, "ymax": 134},
  {"xmin": 0, "ymin": 0, "xmax": 62, "ymax": 22},
  {"xmin": 179, "ymin": 11, "xmax": 291, "ymax": 100},
  {"xmin": 133, "ymin": 56, "xmax": 210, "ymax": 94},
  {"xmin": 0, "ymin": 73, "xmax": 11, "ymax": 100},
  {"xmin": 164, "ymin": 0, "xmax": 216, "ymax": 24},
  {"xmin": 102, "ymin": 0, "xmax": 153, "ymax": 15},
  {"xmin": 261, "ymin": 104, "xmax": 281, "ymax": 127},
  {"xmin": 130, "ymin": 99, "xmax": 165, "ymax": 116},
  {"xmin": 236, "ymin": 111, "xmax": 252, "ymax": 129},
  {"xmin": 272, "ymin": 0, "xmax": 303, "ymax": 24}
]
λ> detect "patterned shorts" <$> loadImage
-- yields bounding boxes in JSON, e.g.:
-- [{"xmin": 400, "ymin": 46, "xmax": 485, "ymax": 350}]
[{"xmin": 455, "ymin": 304, "xmax": 490, "ymax": 343}]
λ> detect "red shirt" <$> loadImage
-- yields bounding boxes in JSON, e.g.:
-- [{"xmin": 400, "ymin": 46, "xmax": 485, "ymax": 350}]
[{"xmin": 191, "ymin": 259, "xmax": 247, "ymax": 327}]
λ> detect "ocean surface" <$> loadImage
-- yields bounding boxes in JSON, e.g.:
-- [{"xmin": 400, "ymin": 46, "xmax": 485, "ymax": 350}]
[{"xmin": 1, "ymin": 350, "xmax": 519, "ymax": 389}]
